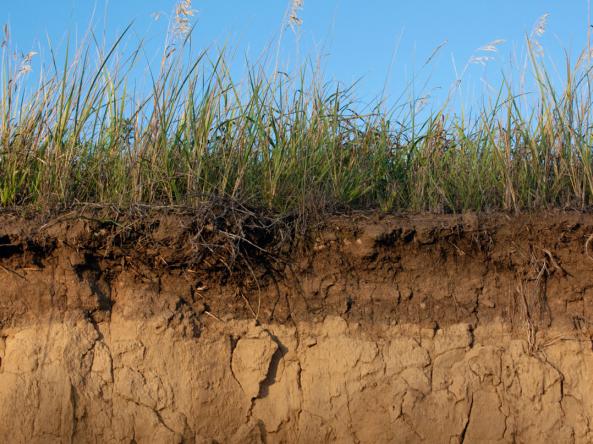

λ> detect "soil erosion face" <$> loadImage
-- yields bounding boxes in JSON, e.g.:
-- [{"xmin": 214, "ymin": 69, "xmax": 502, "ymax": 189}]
[{"xmin": 1, "ymin": 210, "xmax": 593, "ymax": 443}]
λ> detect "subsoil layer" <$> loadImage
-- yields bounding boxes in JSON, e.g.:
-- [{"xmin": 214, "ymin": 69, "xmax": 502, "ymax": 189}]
[{"xmin": 1, "ymin": 209, "xmax": 593, "ymax": 443}]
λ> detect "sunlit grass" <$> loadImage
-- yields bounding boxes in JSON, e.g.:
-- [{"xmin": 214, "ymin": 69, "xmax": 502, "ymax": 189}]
[{"xmin": 2, "ymin": 11, "xmax": 593, "ymax": 216}]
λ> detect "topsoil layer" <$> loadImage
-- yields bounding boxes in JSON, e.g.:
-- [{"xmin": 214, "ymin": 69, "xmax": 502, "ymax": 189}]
[{"xmin": 1, "ymin": 208, "xmax": 593, "ymax": 443}]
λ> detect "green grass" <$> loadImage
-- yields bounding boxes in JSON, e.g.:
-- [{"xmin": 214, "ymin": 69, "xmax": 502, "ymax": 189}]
[{"xmin": 2, "ymin": 22, "xmax": 593, "ymax": 217}]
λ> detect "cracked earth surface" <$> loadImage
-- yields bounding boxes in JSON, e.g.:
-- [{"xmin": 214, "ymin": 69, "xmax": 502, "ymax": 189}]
[{"xmin": 1, "ymin": 210, "xmax": 593, "ymax": 442}]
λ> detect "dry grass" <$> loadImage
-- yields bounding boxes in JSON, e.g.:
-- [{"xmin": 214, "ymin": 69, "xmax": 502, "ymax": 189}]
[{"xmin": 1, "ymin": 6, "xmax": 593, "ymax": 217}]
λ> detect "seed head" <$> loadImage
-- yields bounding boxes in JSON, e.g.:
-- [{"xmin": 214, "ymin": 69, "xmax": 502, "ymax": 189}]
[
  {"xmin": 478, "ymin": 39, "xmax": 506, "ymax": 53},
  {"xmin": 15, "ymin": 50, "xmax": 37, "ymax": 81},
  {"xmin": 174, "ymin": 0, "xmax": 196, "ymax": 38},
  {"xmin": 289, "ymin": 0, "xmax": 304, "ymax": 29},
  {"xmin": 1, "ymin": 24, "xmax": 9, "ymax": 48},
  {"xmin": 469, "ymin": 56, "xmax": 494, "ymax": 66},
  {"xmin": 532, "ymin": 13, "xmax": 550, "ymax": 38}
]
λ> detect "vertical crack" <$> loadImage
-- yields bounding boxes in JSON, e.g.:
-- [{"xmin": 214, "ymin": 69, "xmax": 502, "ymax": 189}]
[{"xmin": 459, "ymin": 394, "xmax": 474, "ymax": 444}]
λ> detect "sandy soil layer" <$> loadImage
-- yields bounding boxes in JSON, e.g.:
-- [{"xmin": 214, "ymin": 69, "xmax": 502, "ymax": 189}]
[{"xmin": 1, "ymin": 210, "xmax": 593, "ymax": 443}]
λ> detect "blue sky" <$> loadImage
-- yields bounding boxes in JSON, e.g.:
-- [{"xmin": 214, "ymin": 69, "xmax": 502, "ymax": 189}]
[{"xmin": 2, "ymin": 1, "xmax": 591, "ymax": 110}]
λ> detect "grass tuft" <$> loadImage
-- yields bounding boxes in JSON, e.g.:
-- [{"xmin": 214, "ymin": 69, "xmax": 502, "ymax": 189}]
[{"xmin": 2, "ymin": 15, "xmax": 593, "ymax": 217}]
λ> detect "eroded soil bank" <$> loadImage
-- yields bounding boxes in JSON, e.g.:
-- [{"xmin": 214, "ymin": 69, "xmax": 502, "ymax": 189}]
[{"xmin": 1, "ymin": 209, "xmax": 593, "ymax": 443}]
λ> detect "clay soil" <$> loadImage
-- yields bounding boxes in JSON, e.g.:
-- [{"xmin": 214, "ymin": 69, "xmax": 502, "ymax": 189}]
[{"xmin": 1, "ymin": 207, "xmax": 593, "ymax": 443}]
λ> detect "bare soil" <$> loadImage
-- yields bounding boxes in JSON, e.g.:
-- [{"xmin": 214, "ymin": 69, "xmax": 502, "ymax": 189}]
[{"xmin": 1, "ymin": 208, "xmax": 593, "ymax": 443}]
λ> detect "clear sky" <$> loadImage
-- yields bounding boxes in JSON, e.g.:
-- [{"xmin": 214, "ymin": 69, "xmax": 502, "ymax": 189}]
[{"xmin": 2, "ymin": 1, "xmax": 592, "ymax": 110}]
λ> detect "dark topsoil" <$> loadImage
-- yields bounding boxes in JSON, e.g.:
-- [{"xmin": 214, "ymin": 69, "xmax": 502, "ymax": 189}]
[{"xmin": 1, "ymin": 205, "xmax": 593, "ymax": 337}]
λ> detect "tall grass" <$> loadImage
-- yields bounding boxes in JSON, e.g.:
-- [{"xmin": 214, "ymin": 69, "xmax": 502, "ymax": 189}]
[{"xmin": 2, "ymin": 8, "xmax": 593, "ymax": 216}]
